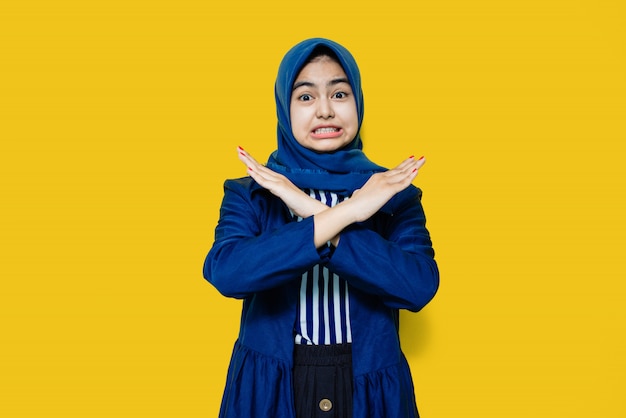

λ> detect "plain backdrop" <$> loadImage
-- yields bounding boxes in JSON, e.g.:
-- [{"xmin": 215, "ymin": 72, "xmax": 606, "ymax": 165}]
[{"xmin": 1, "ymin": 0, "xmax": 625, "ymax": 416}]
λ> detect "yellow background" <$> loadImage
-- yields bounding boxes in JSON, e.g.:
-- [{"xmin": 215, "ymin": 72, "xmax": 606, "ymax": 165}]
[{"xmin": 1, "ymin": 0, "xmax": 624, "ymax": 416}]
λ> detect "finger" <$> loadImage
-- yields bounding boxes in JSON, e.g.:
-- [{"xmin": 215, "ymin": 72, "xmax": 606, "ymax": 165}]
[
  {"xmin": 406, "ymin": 157, "xmax": 425, "ymax": 181},
  {"xmin": 237, "ymin": 146, "xmax": 251, "ymax": 166},
  {"xmin": 387, "ymin": 156, "xmax": 425, "ymax": 185},
  {"xmin": 238, "ymin": 147, "xmax": 270, "ymax": 178},
  {"xmin": 398, "ymin": 156, "xmax": 426, "ymax": 176},
  {"xmin": 238, "ymin": 147, "xmax": 290, "ymax": 190},
  {"xmin": 385, "ymin": 157, "xmax": 418, "ymax": 179},
  {"xmin": 415, "ymin": 156, "xmax": 426, "ymax": 170},
  {"xmin": 239, "ymin": 147, "xmax": 281, "ymax": 176},
  {"xmin": 392, "ymin": 156, "xmax": 418, "ymax": 172},
  {"xmin": 237, "ymin": 148, "xmax": 265, "ymax": 183},
  {"xmin": 237, "ymin": 146, "xmax": 258, "ymax": 166},
  {"xmin": 389, "ymin": 155, "xmax": 423, "ymax": 175}
]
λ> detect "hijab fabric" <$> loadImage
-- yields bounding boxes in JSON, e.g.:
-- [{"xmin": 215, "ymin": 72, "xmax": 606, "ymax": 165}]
[{"xmin": 267, "ymin": 38, "xmax": 386, "ymax": 195}]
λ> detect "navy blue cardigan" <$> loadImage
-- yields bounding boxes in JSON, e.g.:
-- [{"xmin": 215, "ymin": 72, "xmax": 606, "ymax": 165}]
[{"xmin": 204, "ymin": 177, "xmax": 439, "ymax": 417}]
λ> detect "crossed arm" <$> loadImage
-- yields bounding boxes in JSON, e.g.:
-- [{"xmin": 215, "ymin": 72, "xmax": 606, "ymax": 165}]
[{"xmin": 237, "ymin": 147, "xmax": 426, "ymax": 248}]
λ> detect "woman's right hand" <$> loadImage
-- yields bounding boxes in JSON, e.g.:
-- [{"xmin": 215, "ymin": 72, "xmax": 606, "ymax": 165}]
[{"xmin": 237, "ymin": 147, "xmax": 328, "ymax": 219}]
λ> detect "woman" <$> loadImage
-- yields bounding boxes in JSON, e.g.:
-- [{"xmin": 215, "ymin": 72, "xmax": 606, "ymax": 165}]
[{"xmin": 204, "ymin": 38, "xmax": 439, "ymax": 418}]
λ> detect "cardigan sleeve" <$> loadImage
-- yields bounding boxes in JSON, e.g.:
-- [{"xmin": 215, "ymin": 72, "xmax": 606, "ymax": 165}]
[
  {"xmin": 327, "ymin": 186, "xmax": 439, "ymax": 312},
  {"xmin": 203, "ymin": 178, "xmax": 326, "ymax": 299}
]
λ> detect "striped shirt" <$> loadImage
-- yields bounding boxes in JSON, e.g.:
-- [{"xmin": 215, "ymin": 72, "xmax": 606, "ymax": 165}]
[{"xmin": 291, "ymin": 189, "xmax": 352, "ymax": 345}]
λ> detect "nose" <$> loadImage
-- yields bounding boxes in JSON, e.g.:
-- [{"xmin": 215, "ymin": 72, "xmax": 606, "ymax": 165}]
[{"xmin": 316, "ymin": 97, "xmax": 334, "ymax": 119}]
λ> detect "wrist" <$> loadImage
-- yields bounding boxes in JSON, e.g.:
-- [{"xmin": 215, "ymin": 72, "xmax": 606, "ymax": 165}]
[{"xmin": 335, "ymin": 198, "xmax": 359, "ymax": 225}]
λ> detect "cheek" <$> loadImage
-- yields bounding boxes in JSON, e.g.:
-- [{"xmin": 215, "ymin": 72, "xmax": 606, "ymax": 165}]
[
  {"xmin": 290, "ymin": 106, "xmax": 310, "ymax": 131},
  {"xmin": 289, "ymin": 108, "xmax": 306, "ymax": 141},
  {"xmin": 289, "ymin": 112, "xmax": 301, "ymax": 133},
  {"xmin": 341, "ymin": 99, "xmax": 358, "ymax": 124},
  {"xmin": 340, "ymin": 104, "xmax": 359, "ymax": 131}
]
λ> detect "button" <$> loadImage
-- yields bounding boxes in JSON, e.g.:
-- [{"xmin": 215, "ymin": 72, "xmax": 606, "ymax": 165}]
[{"xmin": 319, "ymin": 398, "xmax": 333, "ymax": 412}]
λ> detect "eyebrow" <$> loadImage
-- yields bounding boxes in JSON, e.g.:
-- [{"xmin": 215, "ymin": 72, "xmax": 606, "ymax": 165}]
[{"xmin": 292, "ymin": 77, "xmax": 350, "ymax": 91}]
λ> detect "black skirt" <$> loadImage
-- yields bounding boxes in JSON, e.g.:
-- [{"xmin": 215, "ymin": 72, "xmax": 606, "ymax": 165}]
[{"xmin": 293, "ymin": 343, "xmax": 353, "ymax": 418}]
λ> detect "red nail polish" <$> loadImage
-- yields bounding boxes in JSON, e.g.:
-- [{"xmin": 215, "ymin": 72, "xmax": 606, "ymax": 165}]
[
  {"xmin": 238, "ymin": 146, "xmax": 244, "ymax": 150},
  {"xmin": 248, "ymin": 167, "xmax": 253, "ymax": 171},
  {"xmin": 418, "ymin": 156, "xmax": 424, "ymax": 160},
  {"xmin": 412, "ymin": 168, "xmax": 418, "ymax": 173},
  {"xmin": 409, "ymin": 155, "xmax": 415, "ymax": 159}
]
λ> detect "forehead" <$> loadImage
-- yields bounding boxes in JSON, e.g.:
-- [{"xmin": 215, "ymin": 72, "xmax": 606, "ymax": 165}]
[{"xmin": 293, "ymin": 57, "xmax": 349, "ymax": 84}]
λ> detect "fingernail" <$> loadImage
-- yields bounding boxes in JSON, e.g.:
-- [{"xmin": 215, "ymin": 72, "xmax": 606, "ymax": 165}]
[
  {"xmin": 248, "ymin": 167, "xmax": 253, "ymax": 171},
  {"xmin": 409, "ymin": 155, "xmax": 414, "ymax": 159},
  {"xmin": 418, "ymin": 156, "xmax": 424, "ymax": 160},
  {"xmin": 239, "ymin": 151, "xmax": 246, "ymax": 156},
  {"xmin": 238, "ymin": 146, "xmax": 244, "ymax": 150},
  {"xmin": 412, "ymin": 168, "xmax": 418, "ymax": 173}
]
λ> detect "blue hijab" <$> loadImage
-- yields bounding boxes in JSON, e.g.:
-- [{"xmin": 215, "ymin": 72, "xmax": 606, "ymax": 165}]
[{"xmin": 266, "ymin": 38, "xmax": 386, "ymax": 195}]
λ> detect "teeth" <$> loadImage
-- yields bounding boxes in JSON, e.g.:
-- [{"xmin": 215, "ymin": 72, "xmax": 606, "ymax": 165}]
[{"xmin": 314, "ymin": 127, "xmax": 339, "ymax": 134}]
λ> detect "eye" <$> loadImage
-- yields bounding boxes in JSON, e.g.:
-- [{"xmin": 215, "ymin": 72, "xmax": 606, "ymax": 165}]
[
  {"xmin": 333, "ymin": 91, "xmax": 348, "ymax": 99},
  {"xmin": 298, "ymin": 94, "xmax": 313, "ymax": 101}
]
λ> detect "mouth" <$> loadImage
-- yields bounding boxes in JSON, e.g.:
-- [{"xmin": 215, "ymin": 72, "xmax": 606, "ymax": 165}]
[
  {"xmin": 311, "ymin": 126, "xmax": 343, "ymax": 139},
  {"xmin": 314, "ymin": 127, "xmax": 339, "ymax": 134}
]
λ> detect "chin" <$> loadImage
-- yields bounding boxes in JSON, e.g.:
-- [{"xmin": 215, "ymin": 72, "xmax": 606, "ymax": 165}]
[
  {"xmin": 308, "ymin": 139, "xmax": 352, "ymax": 153},
  {"xmin": 312, "ymin": 145, "xmax": 344, "ymax": 153}
]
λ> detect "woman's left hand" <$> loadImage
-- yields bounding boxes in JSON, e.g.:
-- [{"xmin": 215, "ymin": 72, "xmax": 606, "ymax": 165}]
[{"xmin": 237, "ymin": 147, "xmax": 328, "ymax": 219}]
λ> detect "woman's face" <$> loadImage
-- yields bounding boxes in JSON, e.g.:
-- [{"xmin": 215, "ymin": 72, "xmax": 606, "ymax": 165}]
[{"xmin": 289, "ymin": 57, "xmax": 358, "ymax": 153}]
